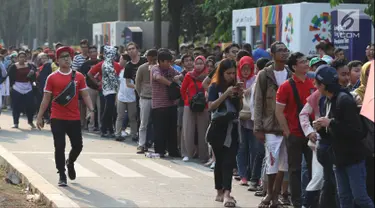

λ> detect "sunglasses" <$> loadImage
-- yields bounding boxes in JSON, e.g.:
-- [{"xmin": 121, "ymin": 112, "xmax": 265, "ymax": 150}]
[{"xmin": 59, "ymin": 54, "xmax": 71, "ymax": 60}]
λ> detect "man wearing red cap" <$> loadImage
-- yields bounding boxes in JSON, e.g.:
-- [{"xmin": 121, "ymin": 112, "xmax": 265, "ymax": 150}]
[{"xmin": 36, "ymin": 46, "xmax": 95, "ymax": 187}]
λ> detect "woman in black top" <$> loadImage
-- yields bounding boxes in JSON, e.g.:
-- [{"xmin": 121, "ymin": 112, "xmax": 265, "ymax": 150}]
[
  {"xmin": 207, "ymin": 59, "xmax": 243, "ymax": 207},
  {"xmin": 8, "ymin": 51, "xmax": 37, "ymax": 128}
]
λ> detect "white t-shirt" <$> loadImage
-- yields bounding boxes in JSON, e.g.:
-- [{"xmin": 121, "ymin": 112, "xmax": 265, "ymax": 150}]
[
  {"xmin": 118, "ymin": 70, "xmax": 136, "ymax": 103},
  {"xmin": 273, "ymin": 68, "xmax": 288, "ymax": 87}
]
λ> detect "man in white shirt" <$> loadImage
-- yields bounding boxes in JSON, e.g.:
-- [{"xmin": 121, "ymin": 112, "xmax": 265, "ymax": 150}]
[{"xmin": 115, "ymin": 56, "xmax": 138, "ymax": 141}]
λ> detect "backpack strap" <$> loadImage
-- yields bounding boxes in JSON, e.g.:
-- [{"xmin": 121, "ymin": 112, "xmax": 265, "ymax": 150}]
[{"xmin": 288, "ymin": 78, "xmax": 304, "ymax": 113}]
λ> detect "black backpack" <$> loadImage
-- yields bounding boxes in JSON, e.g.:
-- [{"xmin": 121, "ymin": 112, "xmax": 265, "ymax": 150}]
[{"xmin": 189, "ymin": 79, "xmax": 206, "ymax": 112}]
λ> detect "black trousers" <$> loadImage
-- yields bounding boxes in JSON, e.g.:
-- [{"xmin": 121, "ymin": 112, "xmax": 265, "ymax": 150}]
[
  {"xmin": 101, "ymin": 94, "xmax": 116, "ymax": 134},
  {"xmin": 286, "ymin": 134, "xmax": 312, "ymax": 207},
  {"xmin": 152, "ymin": 106, "xmax": 179, "ymax": 156},
  {"xmin": 317, "ymin": 143, "xmax": 339, "ymax": 208},
  {"xmin": 11, "ymin": 89, "xmax": 34, "ymax": 125},
  {"xmin": 51, "ymin": 119, "xmax": 83, "ymax": 173},
  {"xmin": 211, "ymin": 125, "xmax": 239, "ymax": 191}
]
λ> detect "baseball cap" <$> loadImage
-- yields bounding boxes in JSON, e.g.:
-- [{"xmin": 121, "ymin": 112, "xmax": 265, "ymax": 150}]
[
  {"xmin": 315, "ymin": 65, "xmax": 338, "ymax": 85},
  {"xmin": 56, "ymin": 46, "xmax": 74, "ymax": 59},
  {"xmin": 309, "ymin": 57, "xmax": 327, "ymax": 67}
]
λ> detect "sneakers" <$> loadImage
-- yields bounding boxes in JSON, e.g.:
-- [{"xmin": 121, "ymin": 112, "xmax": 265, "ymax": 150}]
[
  {"xmin": 29, "ymin": 122, "xmax": 36, "ymax": 129},
  {"xmin": 210, "ymin": 161, "xmax": 215, "ymax": 169},
  {"xmin": 239, "ymin": 178, "xmax": 248, "ymax": 186},
  {"xmin": 115, "ymin": 136, "xmax": 125, "ymax": 141},
  {"xmin": 66, "ymin": 159, "xmax": 76, "ymax": 180},
  {"xmin": 136, "ymin": 146, "xmax": 148, "ymax": 154},
  {"xmin": 182, "ymin": 156, "xmax": 189, "ymax": 162},
  {"xmin": 58, "ymin": 173, "xmax": 67, "ymax": 187},
  {"xmin": 121, "ymin": 130, "xmax": 128, "ymax": 137},
  {"xmin": 12, "ymin": 124, "xmax": 19, "ymax": 129}
]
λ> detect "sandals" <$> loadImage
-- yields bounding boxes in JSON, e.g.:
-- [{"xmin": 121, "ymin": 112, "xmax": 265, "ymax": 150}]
[
  {"xmin": 258, "ymin": 197, "xmax": 271, "ymax": 208},
  {"xmin": 270, "ymin": 201, "xmax": 284, "ymax": 208},
  {"xmin": 223, "ymin": 197, "xmax": 236, "ymax": 207},
  {"xmin": 254, "ymin": 190, "xmax": 266, "ymax": 197}
]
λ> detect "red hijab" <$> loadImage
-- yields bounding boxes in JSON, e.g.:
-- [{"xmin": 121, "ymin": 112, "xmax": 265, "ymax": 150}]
[
  {"xmin": 190, "ymin": 55, "xmax": 208, "ymax": 79},
  {"xmin": 237, "ymin": 56, "xmax": 255, "ymax": 81}
]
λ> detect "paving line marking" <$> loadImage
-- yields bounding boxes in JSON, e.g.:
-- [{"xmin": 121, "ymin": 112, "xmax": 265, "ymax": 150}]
[
  {"xmin": 131, "ymin": 159, "xmax": 191, "ymax": 178},
  {"xmin": 172, "ymin": 160, "xmax": 214, "ymax": 178},
  {"xmin": 12, "ymin": 151, "xmax": 138, "ymax": 156},
  {"xmin": 92, "ymin": 159, "xmax": 144, "ymax": 178},
  {"xmin": 50, "ymin": 159, "xmax": 99, "ymax": 178},
  {"xmin": 0, "ymin": 145, "xmax": 80, "ymax": 208}
]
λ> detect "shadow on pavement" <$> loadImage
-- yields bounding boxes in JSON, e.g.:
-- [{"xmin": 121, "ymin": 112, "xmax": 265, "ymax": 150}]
[{"xmin": 64, "ymin": 183, "xmax": 139, "ymax": 208}]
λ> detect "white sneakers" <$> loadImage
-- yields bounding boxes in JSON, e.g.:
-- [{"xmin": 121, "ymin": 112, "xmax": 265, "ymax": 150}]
[
  {"xmin": 121, "ymin": 130, "xmax": 128, "ymax": 137},
  {"xmin": 182, "ymin": 156, "xmax": 189, "ymax": 162}
]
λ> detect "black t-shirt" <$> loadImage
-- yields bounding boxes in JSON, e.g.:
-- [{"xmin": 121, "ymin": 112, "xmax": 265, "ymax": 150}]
[
  {"xmin": 79, "ymin": 59, "xmax": 100, "ymax": 90},
  {"xmin": 123, "ymin": 57, "xmax": 147, "ymax": 81}
]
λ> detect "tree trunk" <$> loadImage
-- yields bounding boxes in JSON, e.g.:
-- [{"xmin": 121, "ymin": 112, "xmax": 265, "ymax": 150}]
[{"xmin": 168, "ymin": 0, "xmax": 185, "ymax": 52}]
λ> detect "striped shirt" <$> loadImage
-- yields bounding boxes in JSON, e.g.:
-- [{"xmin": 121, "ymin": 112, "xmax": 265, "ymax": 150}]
[
  {"xmin": 71, "ymin": 54, "xmax": 88, "ymax": 70},
  {"xmin": 151, "ymin": 65, "xmax": 179, "ymax": 109}
]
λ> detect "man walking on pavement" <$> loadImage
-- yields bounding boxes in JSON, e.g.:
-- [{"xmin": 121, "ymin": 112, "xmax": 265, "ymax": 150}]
[{"xmin": 36, "ymin": 46, "xmax": 95, "ymax": 186}]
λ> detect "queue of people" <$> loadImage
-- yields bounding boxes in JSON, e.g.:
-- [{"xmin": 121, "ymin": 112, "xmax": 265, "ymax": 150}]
[{"xmin": 0, "ymin": 40, "xmax": 374, "ymax": 208}]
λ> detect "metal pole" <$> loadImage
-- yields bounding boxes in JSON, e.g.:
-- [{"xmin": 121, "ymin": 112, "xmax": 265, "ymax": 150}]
[
  {"xmin": 47, "ymin": 0, "xmax": 54, "ymax": 48},
  {"xmin": 154, "ymin": 0, "xmax": 161, "ymax": 48},
  {"xmin": 118, "ymin": 0, "xmax": 127, "ymax": 21},
  {"xmin": 35, "ymin": 0, "xmax": 41, "ymax": 47}
]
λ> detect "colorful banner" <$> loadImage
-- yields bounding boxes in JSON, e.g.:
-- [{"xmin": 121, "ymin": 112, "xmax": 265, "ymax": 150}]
[{"xmin": 256, "ymin": 5, "xmax": 282, "ymax": 43}]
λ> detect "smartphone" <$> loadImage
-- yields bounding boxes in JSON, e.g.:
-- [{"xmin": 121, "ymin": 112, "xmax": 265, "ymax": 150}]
[{"xmin": 236, "ymin": 82, "xmax": 244, "ymax": 88}]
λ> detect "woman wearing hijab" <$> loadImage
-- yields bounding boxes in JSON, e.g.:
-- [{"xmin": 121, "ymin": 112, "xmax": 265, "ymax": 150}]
[
  {"xmin": 180, "ymin": 55, "xmax": 209, "ymax": 162},
  {"xmin": 88, "ymin": 46, "xmax": 123, "ymax": 138},
  {"xmin": 352, "ymin": 61, "xmax": 371, "ymax": 105},
  {"xmin": 235, "ymin": 56, "xmax": 262, "ymax": 188}
]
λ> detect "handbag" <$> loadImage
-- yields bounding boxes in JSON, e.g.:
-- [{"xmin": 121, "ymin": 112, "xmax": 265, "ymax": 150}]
[
  {"xmin": 167, "ymin": 81, "xmax": 181, "ymax": 100},
  {"xmin": 53, "ymin": 70, "xmax": 76, "ymax": 106},
  {"xmin": 239, "ymin": 92, "xmax": 251, "ymax": 120},
  {"xmin": 189, "ymin": 79, "xmax": 206, "ymax": 112},
  {"xmin": 211, "ymin": 99, "xmax": 238, "ymax": 122}
]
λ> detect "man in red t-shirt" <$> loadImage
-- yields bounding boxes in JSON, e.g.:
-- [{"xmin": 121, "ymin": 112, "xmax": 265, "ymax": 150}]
[
  {"xmin": 275, "ymin": 52, "xmax": 315, "ymax": 207},
  {"xmin": 36, "ymin": 46, "xmax": 95, "ymax": 187}
]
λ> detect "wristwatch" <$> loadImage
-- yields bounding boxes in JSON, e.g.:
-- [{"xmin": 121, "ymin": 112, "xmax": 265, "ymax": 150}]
[{"xmin": 88, "ymin": 109, "xmax": 96, "ymax": 113}]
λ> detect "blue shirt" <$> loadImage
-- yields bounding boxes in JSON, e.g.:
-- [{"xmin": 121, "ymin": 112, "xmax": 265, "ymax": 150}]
[
  {"xmin": 173, "ymin": 64, "xmax": 182, "ymax": 72},
  {"xmin": 252, "ymin": 48, "xmax": 271, "ymax": 62}
]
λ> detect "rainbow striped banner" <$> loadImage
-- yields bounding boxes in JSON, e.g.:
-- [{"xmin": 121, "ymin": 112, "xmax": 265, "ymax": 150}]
[{"xmin": 256, "ymin": 5, "xmax": 282, "ymax": 44}]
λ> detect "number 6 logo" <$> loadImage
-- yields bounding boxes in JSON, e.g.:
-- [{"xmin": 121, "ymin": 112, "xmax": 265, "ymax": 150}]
[
  {"xmin": 341, "ymin": 11, "xmax": 355, "ymax": 30},
  {"xmin": 338, "ymin": 9, "xmax": 359, "ymax": 32}
]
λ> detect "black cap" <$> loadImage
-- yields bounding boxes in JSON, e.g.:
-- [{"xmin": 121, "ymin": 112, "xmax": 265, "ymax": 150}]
[{"xmin": 315, "ymin": 65, "xmax": 339, "ymax": 85}]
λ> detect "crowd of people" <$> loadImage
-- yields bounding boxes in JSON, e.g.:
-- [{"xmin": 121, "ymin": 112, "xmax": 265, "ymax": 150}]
[{"xmin": 0, "ymin": 39, "xmax": 374, "ymax": 208}]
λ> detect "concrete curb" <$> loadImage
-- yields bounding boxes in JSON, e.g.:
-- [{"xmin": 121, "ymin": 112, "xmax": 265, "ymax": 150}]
[{"xmin": 0, "ymin": 145, "xmax": 80, "ymax": 208}]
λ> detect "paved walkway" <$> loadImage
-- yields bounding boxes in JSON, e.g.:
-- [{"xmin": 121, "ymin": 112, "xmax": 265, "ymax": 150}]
[{"xmin": 0, "ymin": 112, "xmax": 263, "ymax": 207}]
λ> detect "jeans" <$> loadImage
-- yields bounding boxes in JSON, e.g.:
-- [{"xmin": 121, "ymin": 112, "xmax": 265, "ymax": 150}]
[
  {"xmin": 11, "ymin": 89, "xmax": 34, "ymax": 125},
  {"xmin": 236, "ymin": 127, "xmax": 264, "ymax": 182},
  {"xmin": 152, "ymin": 106, "xmax": 179, "ymax": 156},
  {"xmin": 317, "ymin": 143, "xmax": 339, "ymax": 208},
  {"xmin": 334, "ymin": 160, "xmax": 374, "ymax": 208},
  {"xmin": 51, "ymin": 119, "xmax": 83, "ymax": 173},
  {"xmin": 302, "ymin": 156, "xmax": 311, "ymax": 205},
  {"xmin": 101, "ymin": 94, "xmax": 116, "ymax": 134}
]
